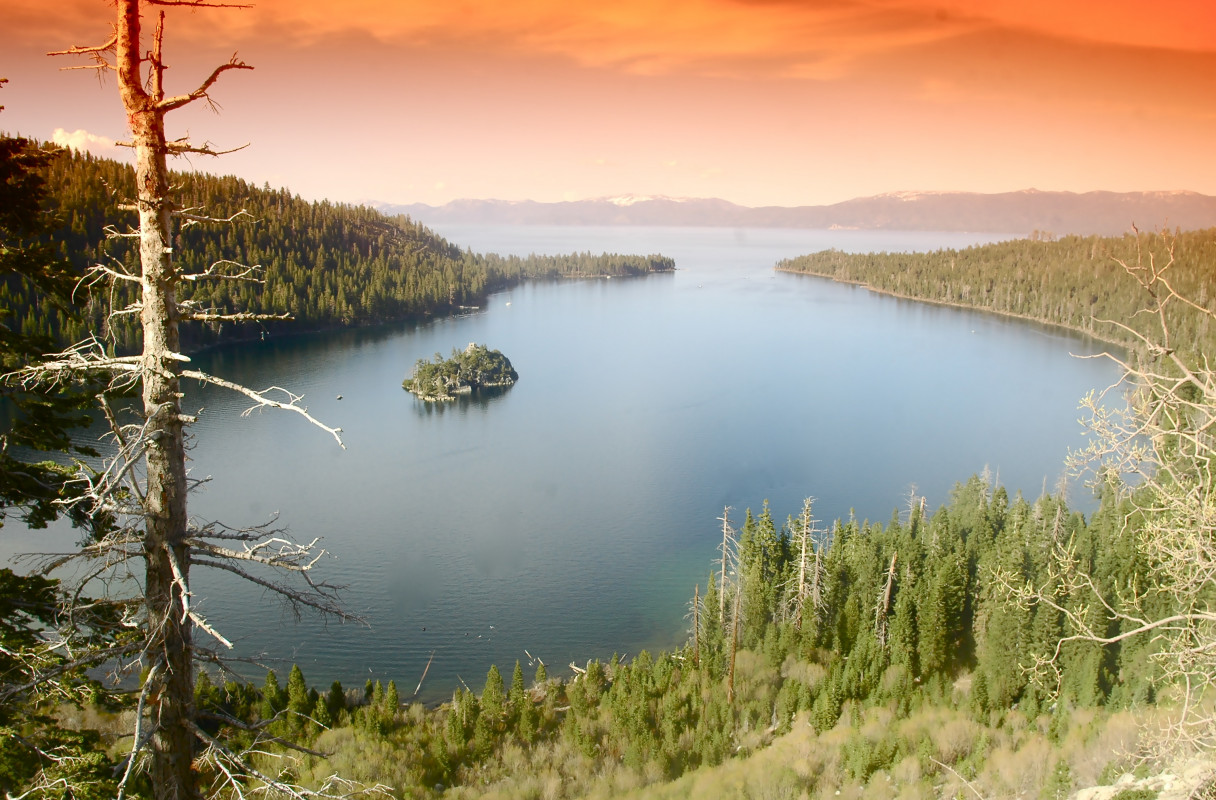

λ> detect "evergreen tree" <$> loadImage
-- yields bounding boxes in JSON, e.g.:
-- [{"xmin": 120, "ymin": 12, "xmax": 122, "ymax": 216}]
[
  {"xmin": 0, "ymin": 103, "xmax": 99, "ymax": 533},
  {"xmin": 286, "ymin": 664, "xmax": 311, "ymax": 729},
  {"xmin": 261, "ymin": 670, "xmax": 284, "ymax": 720},
  {"xmin": 325, "ymin": 680, "xmax": 346, "ymax": 722},
  {"xmin": 481, "ymin": 664, "xmax": 505, "ymax": 724},
  {"xmin": 384, "ymin": 680, "xmax": 400, "ymax": 722}
]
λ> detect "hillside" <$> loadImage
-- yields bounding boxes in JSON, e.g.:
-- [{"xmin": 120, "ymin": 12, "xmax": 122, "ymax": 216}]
[
  {"xmin": 3, "ymin": 147, "xmax": 673, "ymax": 353},
  {"xmin": 778, "ymin": 227, "xmax": 1216, "ymax": 358},
  {"xmin": 171, "ymin": 479, "xmax": 1171, "ymax": 799},
  {"xmin": 383, "ymin": 190, "xmax": 1216, "ymax": 236}
]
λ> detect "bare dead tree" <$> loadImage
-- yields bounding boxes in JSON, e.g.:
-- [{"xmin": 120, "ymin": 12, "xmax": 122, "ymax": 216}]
[
  {"xmin": 727, "ymin": 585, "xmax": 741, "ymax": 705},
  {"xmin": 691, "ymin": 583, "xmax": 700, "ymax": 666},
  {"xmin": 780, "ymin": 497, "xmax": 827, "ymax": 631},
  {"xmin": 1002, "ymin": 227, "xmax": 1216, "ymax": 757},
  {"xmin": 0, "ymin": 2, "xmax": 389, "ymax": 799},
  {"xmin": 716, "ymin": 506, "xmax": 738, "ymax": 625},
  {"xmin": 876, "ymin": 552, "xmax": 897, "ymax": 649}
]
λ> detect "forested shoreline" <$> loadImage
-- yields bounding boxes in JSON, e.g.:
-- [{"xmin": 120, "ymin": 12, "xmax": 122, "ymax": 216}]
[
  {"xmin": 777, "ymin": 228, "xmax": 1216, "ymax": 357},
  {"xmin": 0, "ymin": 146, "xmax": 674, "ymax": 354},
  {"xmin": 113, "ymin": 477, "xmax": 1158, "ymax": 798}
]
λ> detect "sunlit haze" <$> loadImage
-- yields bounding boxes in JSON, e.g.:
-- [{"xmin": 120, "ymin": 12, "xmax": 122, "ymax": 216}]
[{"xmin": 3, "ymin": 0, "xmax": 1214, "ymax": 207}]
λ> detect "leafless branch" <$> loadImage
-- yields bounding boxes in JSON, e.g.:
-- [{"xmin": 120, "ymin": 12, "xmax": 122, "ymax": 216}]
[
  {"xmin": 190, "ymin": 557, "xmax": 353, "ymax": 621},
  {"xmin": 1013, "ymin": 227, "xmax": 1216, "ymax": 754},
  {"xmin": 181, "ymin": 310, "xmax": 293, "ymax": 323},
  {"xmin": 149, "ymin": 0, "xmax": 253, "ymax": 7},
  {"xmin": 115, "ymin": 663, "xmax": 158, "ymax": 800},
  {"xmin": 181, "ymin": 370, "xmax": 345, "ymax": 447},
  {"xmin": 188, "ymin": 719, "xmax": 390, "ymax": 800},
  {"xmin": 48, "ymin": 36, "xmax": 119, "ymax": 57},
  {"xmin": 158, "ymin": 55, "xmax": 253, "ymax": 112},
  {"xmin": 165, "ymin": 139, "xmax": 250, "ymax": 157},
  {"xmin": 179, "ymin": 261, "xmax": 265, "ymax": 285},
  {"xmin": 175, "ymin": 207, "xmax": 255, "ymax": 226}
]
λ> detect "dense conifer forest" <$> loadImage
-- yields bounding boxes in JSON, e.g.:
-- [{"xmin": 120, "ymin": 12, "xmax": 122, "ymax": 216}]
[
  {"xmin": 778, "ymin": 228, "xmax": 1216, "ymax": 358},
  {"xmin": 0, "ymin": 147, "xmax": 673, "ymax": 353},
  {"xmin": 146, "ymin": 478, "xmax": 1159, "ymax": 798}
]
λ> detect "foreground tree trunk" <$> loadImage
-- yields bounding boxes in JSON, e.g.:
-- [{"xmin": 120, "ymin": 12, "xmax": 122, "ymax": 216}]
[
  {"xmin": 42, "ymin": 4, "xmax": 354, "ymax": 797},
  {"xmin": 117, "ymin": 3, "xmax": 196, "ymax": 794}
]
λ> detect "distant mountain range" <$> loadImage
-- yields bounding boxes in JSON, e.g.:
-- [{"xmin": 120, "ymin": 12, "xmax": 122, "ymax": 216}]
[{"xmin": 377, "ymin": 190, "xmax": 1216, "ymax": 236}]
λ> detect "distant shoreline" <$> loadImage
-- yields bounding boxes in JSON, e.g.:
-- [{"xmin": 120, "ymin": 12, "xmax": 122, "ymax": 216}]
[{"xmin": 775, "ymin": 266, "xmax": 1127, "ymax": 351}]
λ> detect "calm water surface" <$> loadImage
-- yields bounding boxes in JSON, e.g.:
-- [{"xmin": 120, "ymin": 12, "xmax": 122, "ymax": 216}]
[{"xmin": 2, "ymin": 226, "xmax": 1121, "ymax": 702}]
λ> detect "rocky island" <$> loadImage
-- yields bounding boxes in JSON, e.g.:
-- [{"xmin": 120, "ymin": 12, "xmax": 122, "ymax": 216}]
[{"xmin": 403, "ymin": 343, "xmax": 519, "ymax": 401}]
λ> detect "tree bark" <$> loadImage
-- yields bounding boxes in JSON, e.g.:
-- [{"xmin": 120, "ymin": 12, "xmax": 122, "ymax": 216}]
[
  {"xmin": 692, "ymin": 583, "xmax": 700, "ymax": 667},
  {"xmin": 719, "ymin": 507, "xmax": 730, "ymax": 625},
  {"xmin": 117, "ymin": 3, "xmax": 196, "ymax": 796}
]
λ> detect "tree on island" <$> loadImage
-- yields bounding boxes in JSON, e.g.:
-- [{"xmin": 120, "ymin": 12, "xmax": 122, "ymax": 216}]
[{"xmin": 404, "ymin": 342, "xmax": 518, "ymax": 401}]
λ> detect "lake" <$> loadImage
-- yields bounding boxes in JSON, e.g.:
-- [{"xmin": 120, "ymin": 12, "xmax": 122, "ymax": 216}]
[{"xmin": 1, "ymin": 225, "xmax": 1122, "ymax": 703}]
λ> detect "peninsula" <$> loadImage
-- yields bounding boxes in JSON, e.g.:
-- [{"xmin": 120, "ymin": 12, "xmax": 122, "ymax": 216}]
[{"xmin": 403, "ymin": 343, "xmax": 519, "ymax": 401}]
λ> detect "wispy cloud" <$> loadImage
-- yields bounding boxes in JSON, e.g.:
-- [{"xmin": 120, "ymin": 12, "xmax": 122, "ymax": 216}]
[
  {"xmin": 236, "ymin": 0, "xmax": 1212, "ymax": 80},
  {"xmin": 52, "ymin": 127, "xmax": 120, "ymax": 157}
]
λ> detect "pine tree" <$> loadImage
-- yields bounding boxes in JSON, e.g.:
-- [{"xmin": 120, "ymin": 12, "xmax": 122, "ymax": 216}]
[
  {"xmin": 508, "ymin": 660, "xmax": 526, "ymax": 722},
  {"xmin": 481, "ymin": 664, "xmax": 505, "ymax": 724},
  {"xmin": 286, "ymin": 664, "xmax": 311, "ymax": 730},
  {"xmin": 325, "ymin": 680, "xmax": 346, "ymax": 722},
  {"xmin": 261, "ymin": 670, "xmax": 283, "ymax": 720},
  {"xmin": 384, "ymin": 680, "xmax": 400, "ymax": 723}
]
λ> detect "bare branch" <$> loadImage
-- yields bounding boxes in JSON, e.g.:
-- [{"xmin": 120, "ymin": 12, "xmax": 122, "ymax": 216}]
[
  {"xmin": 149, "ymin": 0, "xmax": 253, "ymax": 7},
  {"xmin": 190, "ymin": 557, "xmax": 354, "ymax": 621},
  {"xmin": 181, "ymin": 370, "xmax": 345, "ymax": 447},
  {"xmin": 180, "ymin": 259, "xmax": 265, "ymax": 283},
  {"xmin": 158, "ymin": 55, "xmax": 253, "ymax": 112},
  {"xmin": 165, "ymin": 139, "xmax": 250, "ymax": 157},
  {"xmin": 2, "ymin": 338, "xmax": 143, "ymax": 396},
  {"xmin": 191, "ymin": 614, "xmax": 234, "ymax": 649},
  {"xmin": 181, "ymin": 310, "xmax": 293, "ymax": 323},
  {"xmin": 1017, "ymin": 228, "xmax": 1216, "ymax": 754},
  {"xmin": 47, "ymin": 35, "xmax": 118, "ymax": 59},
  {"xmin": 176, "ymin": 208, "xmax": 256, "ymax": 226},
  {"xmin": 115, "ymin": 663, "xmax": 158, "ymax": 800}
]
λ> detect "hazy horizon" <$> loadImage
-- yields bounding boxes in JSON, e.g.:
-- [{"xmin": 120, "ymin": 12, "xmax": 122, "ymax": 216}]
[{"xmin": 4, "ymin": 0, "xmax": 1213, "ymax": 210}]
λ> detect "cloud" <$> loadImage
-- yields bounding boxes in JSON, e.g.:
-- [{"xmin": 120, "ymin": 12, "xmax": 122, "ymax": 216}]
[
  {"xmin": 243, "ymin": 0, "xmax": 978, "ymax": 80},
  {"xmin": 245, "ymin": 0, "xmax": 1211, "ymax": 83},
  {"xmin": 929, "ymin": 0, "xmax": 1216, "ymax": 53},
  {"xmin": 51, "ymin": 128, "xmax": 120, "ymax": 157}
]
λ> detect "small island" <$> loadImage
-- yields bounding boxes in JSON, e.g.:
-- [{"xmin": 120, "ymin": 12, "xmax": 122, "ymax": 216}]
[{"xmin": 403, "ymin": 343, "xmax": 519, "ymax": 401}]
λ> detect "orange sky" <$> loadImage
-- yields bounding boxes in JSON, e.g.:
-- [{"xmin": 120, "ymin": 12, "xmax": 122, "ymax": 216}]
[{"xmin": 3, "ymin": 0, "xmax": 1214, "ymax": 207}]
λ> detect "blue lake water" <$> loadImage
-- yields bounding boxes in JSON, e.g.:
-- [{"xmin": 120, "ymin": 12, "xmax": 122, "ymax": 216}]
[{"xmin": 0, "ymin": 226, "xmax": 1121, "ymax": 702}]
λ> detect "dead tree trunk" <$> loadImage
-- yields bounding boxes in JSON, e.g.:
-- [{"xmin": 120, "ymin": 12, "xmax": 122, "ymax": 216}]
[
  {"xmin": 795, "ymin": 499, "xmax": 811, "ymax": 630},
  {"xmin": 118, "ymin": 5, "xmax": 194, "ymax": 795},
  {"xmin": 41, "ymin": 3, "xmax": 360, "ymax": 798},
  {"xmin": 727, "ymin": 586, "xmax": 740, "ymax": 705},
  {"xmin": 50, "ymin": 4, "xmax": 250, "ymax": 797},
  {"xmin": 692, "ymin": 583, "xmax": 700, "ymax": 667},
  {"xmin": 718, "ymin": 506, "xmax": 734, "ymax": 625},
  {"xmin": 876, "ymin": 552, "xmax": 897, "ymax": 650}
]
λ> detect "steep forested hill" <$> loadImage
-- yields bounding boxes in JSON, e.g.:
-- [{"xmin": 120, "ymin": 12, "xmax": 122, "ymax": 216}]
[
  {"xmin": 777, "ymin": 229, "xmax": 1216, "ymax": 357},
  {"xmin": 2, "ymin": 147, "xmax": 672, "ymax": 353}
]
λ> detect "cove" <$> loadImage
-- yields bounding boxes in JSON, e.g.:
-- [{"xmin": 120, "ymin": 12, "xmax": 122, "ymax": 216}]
[{"xmin": 0, "ymin": 226, "xmax": 1122, "ymax": 703}]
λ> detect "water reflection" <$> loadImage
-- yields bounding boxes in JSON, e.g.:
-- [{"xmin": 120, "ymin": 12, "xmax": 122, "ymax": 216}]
[{"xmin": 409, "ymin": 384, "xmax": 515, "ymax": 416}]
